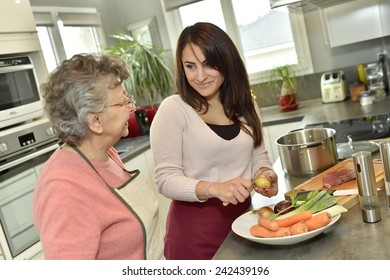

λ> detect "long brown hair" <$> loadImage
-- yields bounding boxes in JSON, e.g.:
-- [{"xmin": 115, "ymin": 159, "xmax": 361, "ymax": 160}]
[{"xmin": 175, "ymin": 22, "xmax": 262, "ymax": 146}]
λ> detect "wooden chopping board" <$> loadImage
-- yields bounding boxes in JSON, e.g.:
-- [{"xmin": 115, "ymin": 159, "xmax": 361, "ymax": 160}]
[{"xmin": 285, "ymin": 159, "xmax": 384, "ymax": 209}]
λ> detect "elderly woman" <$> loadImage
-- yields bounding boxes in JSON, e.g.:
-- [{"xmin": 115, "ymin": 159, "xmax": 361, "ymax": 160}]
[{"xmin": 33, "ymin": 53, "xmax": 163, "ymax": 260}]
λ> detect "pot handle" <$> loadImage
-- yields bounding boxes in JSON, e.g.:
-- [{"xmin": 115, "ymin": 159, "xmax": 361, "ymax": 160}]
[
  {"xmin": 300, "ymin": 141, "xmax": 325, "ymax": 149},
  {"xmin": 288, "ymin": 128, "xmax": 303, "ymax": 133},
  {"xmin": 305, "ymin": 142, "xmax": 322, "ymax": 148}
]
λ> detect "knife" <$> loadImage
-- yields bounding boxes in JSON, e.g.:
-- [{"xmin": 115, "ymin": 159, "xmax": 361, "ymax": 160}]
[
  {"xmin": 332, "ymin": 189, "xmax": 358, "ymax": 196},
  {"xmin": 223, "ymin": 177, "xmax": 261, "ymax": 206}
]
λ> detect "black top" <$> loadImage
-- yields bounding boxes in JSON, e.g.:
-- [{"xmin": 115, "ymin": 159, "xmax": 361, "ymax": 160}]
[{"xmin": 206, "ymin": 123, "xmax": 240, "ymax": 140}]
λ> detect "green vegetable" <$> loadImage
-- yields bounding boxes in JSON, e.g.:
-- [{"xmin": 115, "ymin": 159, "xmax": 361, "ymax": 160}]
[
  {"xmin": 308, "ymin": 193, "xmax": 337, "ymax": 214},
  {"xmin": 269, "ymin": 190, "xmax": 327, "ymax": 221}
]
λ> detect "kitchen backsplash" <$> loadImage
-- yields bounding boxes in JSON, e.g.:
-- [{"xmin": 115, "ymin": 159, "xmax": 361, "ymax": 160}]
[{"xmin": 252, "ymin": 64, "xmax": 371, "ymax": 108}]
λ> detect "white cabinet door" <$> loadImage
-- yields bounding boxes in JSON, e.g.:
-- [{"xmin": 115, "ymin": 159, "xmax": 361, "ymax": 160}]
[
  {"xmin": 143, "ymin": 149, "xmax": 171, "ymax": 235},
  {"xmin": 324, "ymin": 0, "xmax": 390, "ymax": 47},
  {"xmin": 263, "ymin": 122, "xmax": 304, "ymax": 164},
  {"xmin": 262, "ymin": 126, "xmax": 275, "ymax": 163},
  {"xmin": 0, "ymin": 0, "xmax": 36, "ymax": 33}
]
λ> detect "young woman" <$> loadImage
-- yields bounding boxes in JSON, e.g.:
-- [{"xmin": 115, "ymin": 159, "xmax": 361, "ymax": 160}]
[{"xmin": 150, "ymin": 22, "xmax": 278, "ymax": 260}]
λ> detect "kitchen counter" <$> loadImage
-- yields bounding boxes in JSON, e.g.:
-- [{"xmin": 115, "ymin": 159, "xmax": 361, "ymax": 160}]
[
  {"xmin": 212, "ymin": 158, "xmax": 390, "ymax": 260},
  {"xmin": 114, "ymin": 135, "xmax": 150, "ymax": 162},
  {"xmin": 260, "ymin": 96, "xmax": 390, "ymax": 126}
]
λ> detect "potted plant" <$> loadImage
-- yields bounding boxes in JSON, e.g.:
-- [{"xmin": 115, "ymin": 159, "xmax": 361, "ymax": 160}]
[
  {"xmin": 268, "ymin": 64, "xmax": 299, "ymax": 111},
  {"xmin": 105, "ymin": 33, "xmax": 174, "ymax": 123}
]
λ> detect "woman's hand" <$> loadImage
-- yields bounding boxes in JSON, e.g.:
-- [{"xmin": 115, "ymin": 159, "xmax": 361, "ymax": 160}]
[
  {"xmin": 253, "ymin": 168, "xmax": 278, "ymax": 198},
  {"xmin": 207, "ymin": 178, "xmax": 253, "ymax": 205}
]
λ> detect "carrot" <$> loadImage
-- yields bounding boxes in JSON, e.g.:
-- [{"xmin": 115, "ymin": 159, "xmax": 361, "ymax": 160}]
[
  {"xmin": 258, "ymin": 216, "xmax": 279, "ymax": 231},
  {"xmin": 289, "ymin": 222, "xmax": 309, "ymax": 236},
  {"xmin": 250, "ymin": 225, "xmax": 290, "ymax": 238},
  {"xmin": 274, "ymin": 210, "xmax": 313, "ymax": 228},
  {"xmin": 304, "ymin": 211, "xmax": 332, "ymax": 231}
]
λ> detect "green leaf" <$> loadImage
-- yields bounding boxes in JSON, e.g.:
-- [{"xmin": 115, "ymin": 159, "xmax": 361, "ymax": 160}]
[{"xmin": 309, "ymin": 194, "xmax": 337, "ymax": 214}]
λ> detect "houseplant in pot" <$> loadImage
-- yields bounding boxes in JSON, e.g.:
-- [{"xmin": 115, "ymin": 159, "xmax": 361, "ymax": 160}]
[
  {"xmin": 105, "ymin": 33, "xmax": 174, "ymax": 125},
  {"xmin": 268, "ymin": 64, "xmax": 299, "ymax": 111}
]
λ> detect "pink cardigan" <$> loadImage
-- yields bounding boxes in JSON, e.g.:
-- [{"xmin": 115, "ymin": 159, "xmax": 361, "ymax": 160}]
[{"xmin": 33, "ymin": 147, "xmax": 144, "ymax": 260}]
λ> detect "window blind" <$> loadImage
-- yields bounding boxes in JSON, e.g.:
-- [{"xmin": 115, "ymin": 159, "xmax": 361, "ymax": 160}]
[
  {"xmin": 163, "ymin": 0, "xmax": 203, "ymax": 11},
  {"xmin": 33, "ymin": 12, "xmax": 55, "ymax": 26},
  {"xmin": 58, "ymin": 12, "xmax": 101, "ymax": 27}
]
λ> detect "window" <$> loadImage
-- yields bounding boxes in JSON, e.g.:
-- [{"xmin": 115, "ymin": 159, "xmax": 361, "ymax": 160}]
[
  {"xmin": 163, "ymin": 0, "xmax": 313, "ymax": 84},
  {"xmin": 32, "ymin": 7, "xmax": 106, "ymax": 73},
  {"xmin": 126, "ymin": 17, "xmax": 162, "ymax": 48}
]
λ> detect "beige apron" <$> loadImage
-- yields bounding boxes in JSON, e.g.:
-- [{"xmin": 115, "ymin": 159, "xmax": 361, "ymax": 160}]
[{"xmin": 71, "ymin": 145, "xmax": 164, "ymax": 260}]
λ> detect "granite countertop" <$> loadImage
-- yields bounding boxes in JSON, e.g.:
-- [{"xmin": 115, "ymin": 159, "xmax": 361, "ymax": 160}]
[
  {"xmin": 260, "ymin": 96, "xmax": 390, "ymax": 126},
  {"xmin": 114, "ymin": 135, "xmax": 150, "ymax": 162}
]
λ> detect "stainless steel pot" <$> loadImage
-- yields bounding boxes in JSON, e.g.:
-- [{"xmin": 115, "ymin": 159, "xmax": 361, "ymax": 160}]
[{"xmin": 276, "ymin": 128, "xmax": 338, "ymax": 176}]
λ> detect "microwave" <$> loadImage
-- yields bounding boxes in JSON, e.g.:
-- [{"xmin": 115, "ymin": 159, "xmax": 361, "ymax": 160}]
[{"xmin": 0, "ymin": 56, "xmax": 43, "ymax": 130}]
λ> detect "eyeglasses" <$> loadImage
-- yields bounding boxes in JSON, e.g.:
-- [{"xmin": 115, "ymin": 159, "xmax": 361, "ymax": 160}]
[{"xmin": 105, "ymin": 96, "xmax": 136, "ymax": 109}]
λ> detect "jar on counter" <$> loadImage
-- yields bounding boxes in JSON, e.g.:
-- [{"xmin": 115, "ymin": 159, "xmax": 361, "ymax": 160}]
[
  {"xmin": 365, "ymin": 62, "xmax": 386, "ymax": 101},
  {"xmin": 360, "ymin": 91, "xmax": 373, "ymax": 106}
]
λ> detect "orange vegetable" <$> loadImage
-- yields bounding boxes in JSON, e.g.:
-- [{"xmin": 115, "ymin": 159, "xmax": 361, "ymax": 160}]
[
  {"xmin": 289, "ymin": 222, "xmax": 309, "ymax": 236},
  {"xmin": 250, "ymin": 225, "xmax": 290, "ymax": 238},
  {"xmin": 274, "ymin": 210, "xmax": 313, "ymax": 228},
  {"xmin": 304, "ymin": 211, "xmax": 332, "ymax": 231},
  {"xmin": 258, "ymin": 216, "xmax": 279, "ymax": 231}
]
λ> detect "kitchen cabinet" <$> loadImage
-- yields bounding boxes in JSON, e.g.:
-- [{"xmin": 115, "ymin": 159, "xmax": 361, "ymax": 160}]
[
  {"xmin": 263, "ymin": 121, "xmax": 304, "ymax": 163},
  {"xmin": 324, "ymin": 0, "xmax": 390, "ymax": 47},
  {"xmin": 123, "ymin": 149, "xmax": 170, "ymax": 235},
  {"xmin": 0, "ymin": 0, "xmax": 36, "ymax": 34},
  {"xmin": 0, "ymin": 0, "xmax": 41, "ymax": 55}
]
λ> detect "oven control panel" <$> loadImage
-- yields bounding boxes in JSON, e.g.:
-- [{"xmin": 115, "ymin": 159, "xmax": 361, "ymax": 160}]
[
  {"xmin": 0, "ymin": 118, "xmax": 58, "ymax": 161},
  {"xmin": 18, "ymin": 132, "xmax": 36, "ymax": 147},
  {"xmin": 0, "ymin": 56, "xmax": 31, "ymax": 67}
]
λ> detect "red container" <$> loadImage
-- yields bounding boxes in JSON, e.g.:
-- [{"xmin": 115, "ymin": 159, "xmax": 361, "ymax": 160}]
[
  {"xmin": 145, "ymin": 105, "xmax": 159, "ymax": 125},
  {"xmin": 127, "ymin": 111, "xmax": 140, "ymax": 137}
]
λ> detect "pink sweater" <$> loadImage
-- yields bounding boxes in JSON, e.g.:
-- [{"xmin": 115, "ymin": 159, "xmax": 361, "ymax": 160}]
[
  {"xmin": 150, "ymin": 95, "xmax": 273, "ymax": 201},
  {"xmin": 33, "ymin": 147, "xmax": 144, "ymax": 260}
]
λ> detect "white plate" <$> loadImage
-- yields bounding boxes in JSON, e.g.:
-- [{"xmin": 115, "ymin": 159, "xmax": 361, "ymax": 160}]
[{"xmin": 232, "ymin": 211, "xmax": 341, "ymax": 246}]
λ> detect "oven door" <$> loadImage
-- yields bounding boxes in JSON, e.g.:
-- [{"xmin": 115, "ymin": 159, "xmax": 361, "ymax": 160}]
[
  {"xmin": 0, "ymin": 142, "xmax": 58, "ymax": 260},
  {"xmin": 0, "ymin": 63, "xmax": 41, "ymax": 110}
]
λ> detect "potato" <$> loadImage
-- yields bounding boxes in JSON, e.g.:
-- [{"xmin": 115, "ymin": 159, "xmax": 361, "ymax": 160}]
[
  {"xmin": 253, "ymin": 175, "xmax": 271, "ymax": 189},
  {"xmin": 257, "ymin": 206, "xmax": 274, "ymax": 218}
]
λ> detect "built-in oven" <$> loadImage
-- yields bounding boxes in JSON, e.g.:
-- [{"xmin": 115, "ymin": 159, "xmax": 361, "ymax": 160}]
[
  {"xmin": 0, "ymin": 56, "xmax": 44, "ymax": 129},
  {"xmin": 0, "ymin": 118, "xmax": 59, "ymax": 260}
]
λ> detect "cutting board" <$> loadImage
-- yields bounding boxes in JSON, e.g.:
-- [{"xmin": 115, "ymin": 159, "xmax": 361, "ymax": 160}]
[{"xmin": 285, "ymin": 159, "xmax": 384, "ymax": 209}]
